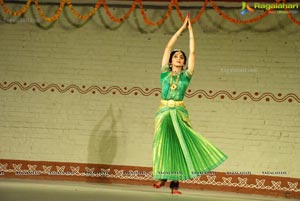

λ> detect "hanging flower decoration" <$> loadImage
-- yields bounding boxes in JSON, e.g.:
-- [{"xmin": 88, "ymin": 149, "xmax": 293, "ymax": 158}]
[
  {"xmin": 173, "ymin": 0, "xmax": 208, "ymax": 24},
  {"xmin": 0, "ymin": 0, "xmax": 31, "ymax": 16},
  {"xmin": 281, "ymin": 0, "xmax": 300, "ymax": 25},
  {"xmin": 137, "ymin": 0, "xmax": 174, "ymax": 26},
  {"xmin": 209, "ymin": 0, "xmax": 270, "ymax": 24},
  {"xmin": 34, "ymin": 0, "xmax": 65, "ymax": 22},
  {"xmin": 67, "ymin": 0, "xmax": 101, "ymax": 20},
  {"xmin": 103, "ymin": 0, "xmax": 136, "ymax": 23},
  {"xmin": 286, "ymin": 10, "xmax": 300, "ymax": 25},
  {"xmin": 0, "ymin": 0, "xmax": 299, "ymax": 26}
]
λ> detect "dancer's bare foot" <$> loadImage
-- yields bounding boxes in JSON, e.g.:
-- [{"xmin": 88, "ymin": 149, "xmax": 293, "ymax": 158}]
[
  {"xmin": 171, "ymin": 189, "xmax": 182, "ymax": 194},
  {"xmin": 152, "ymin": 181, "xmax": 166, "ymax": 188}
]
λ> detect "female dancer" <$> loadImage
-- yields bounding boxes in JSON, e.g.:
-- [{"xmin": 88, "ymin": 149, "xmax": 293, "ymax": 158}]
[{"xmin": 152, "ymin": 15, "xmax": 228, "ymax": 194}]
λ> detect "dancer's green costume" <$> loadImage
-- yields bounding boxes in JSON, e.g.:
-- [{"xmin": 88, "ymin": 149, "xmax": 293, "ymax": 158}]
[{"xmin": 152, "ymin": 65, "xmax": 228, "ymax": 180}]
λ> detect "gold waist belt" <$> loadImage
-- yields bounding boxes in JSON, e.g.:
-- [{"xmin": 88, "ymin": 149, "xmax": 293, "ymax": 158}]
[{"xmin": 160, "ymin": 99, "xmax": 184, "ymax": 108}]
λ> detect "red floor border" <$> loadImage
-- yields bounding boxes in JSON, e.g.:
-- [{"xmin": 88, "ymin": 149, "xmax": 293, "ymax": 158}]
[{"xmin": 0, "ymin": 159, "xmax": 299, "ymax": 199}]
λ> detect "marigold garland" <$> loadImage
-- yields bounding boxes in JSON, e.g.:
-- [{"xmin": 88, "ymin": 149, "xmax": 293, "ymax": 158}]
[
  {"xmin": 0, "ymin": 0, "xmax": 31, "ymax": 16},
  {"xmin": 286, "ymin": 10, "xmax": 300, "ymax": 25},
  {"xmin": 103, "ymin": 0, "xmax": 136, "ymax": 23},
  {"xmin": 281, "ymin": 0, "xmax": 300, "ymax": 25},
  {"xmin": 209, "ymin": 0, "xmax": 270, "ymax": 24},
  {"xmin": 66, "ymin": 0, "xmax": 101, "ymax": 20},
  {"xmin": 173, "ymin": 0, "xmax": 208, "ymax": 23},
  {"xmin": 0, "ymin": 0, "xmax": 299, "ymax": 25},
  {"xmin": 137, "ymin": 0, "xmax": 174, "ymax": 26},
  {"xmin": 34, "ymin": 0, "xmax": 65, "ymax": 22}
]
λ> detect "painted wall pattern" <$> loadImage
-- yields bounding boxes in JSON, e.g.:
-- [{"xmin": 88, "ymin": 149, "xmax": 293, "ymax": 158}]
[{"xmin": 1, "ymin": 81, "xmax": 299, "ymax": 103}]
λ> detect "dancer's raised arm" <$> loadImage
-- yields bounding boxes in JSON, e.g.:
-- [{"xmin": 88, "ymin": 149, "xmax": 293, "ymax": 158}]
[
  {"xmin": 161, "ymin": 17, "xmax": 188, "ymax": 67},
  {"xmin": 187, "ymin": 17, "xmax": 195, "ymax": 74}
]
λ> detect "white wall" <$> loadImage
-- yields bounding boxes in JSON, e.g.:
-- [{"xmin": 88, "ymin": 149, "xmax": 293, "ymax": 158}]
[{"xmin": 0, "ymin": 3, "xmax": 299, "ymax": 178}]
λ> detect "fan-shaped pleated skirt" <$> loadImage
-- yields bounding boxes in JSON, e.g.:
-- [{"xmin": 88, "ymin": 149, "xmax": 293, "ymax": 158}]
[{"xmin": 152, "ymin": 106, "xmax": 228, "ymax": 180}]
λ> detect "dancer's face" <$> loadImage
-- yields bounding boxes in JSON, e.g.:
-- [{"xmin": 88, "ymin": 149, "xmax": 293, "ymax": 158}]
[{"xmin": 171, "ymin": 51, "xmax": 185, "ymax": 67}]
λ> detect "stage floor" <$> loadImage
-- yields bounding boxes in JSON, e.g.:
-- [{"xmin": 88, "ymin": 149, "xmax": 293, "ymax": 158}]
[{"xmin": 0, "ymin": 179, "xmax": 296, "ymax": 201}]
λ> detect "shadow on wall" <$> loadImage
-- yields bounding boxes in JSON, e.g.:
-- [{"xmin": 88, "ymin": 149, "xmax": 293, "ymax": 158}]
[{"xmin": 87, "ymin": 104, "xmax": 120, "ymax": 173}]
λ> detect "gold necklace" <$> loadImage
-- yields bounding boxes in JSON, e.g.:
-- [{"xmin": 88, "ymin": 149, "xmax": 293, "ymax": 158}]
[{"xmin": 170, "ymin": 72, "xmax": 180, "ymax": 90}]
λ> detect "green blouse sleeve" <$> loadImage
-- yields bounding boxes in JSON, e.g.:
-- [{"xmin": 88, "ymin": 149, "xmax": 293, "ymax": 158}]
[
  {"xmin": 161, "ymin": 64, "xmax": 169, "ymax": 72},
  {"xmin": 184, "ymin": 68, "xmax": 193, "ymax": 78}
]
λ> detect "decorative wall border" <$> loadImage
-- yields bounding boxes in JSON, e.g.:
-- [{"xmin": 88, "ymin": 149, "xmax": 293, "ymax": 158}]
[
  {"xmin": 0, "ymin": 159, "xmax": 299, "ymax": 199},
  {"xmin": 1, "ymin": 81, "xmax": 300, "ymax": 103},
  {"xmin": 0, "ymin": 0, "xmax": 299, "ymax": 26}
]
